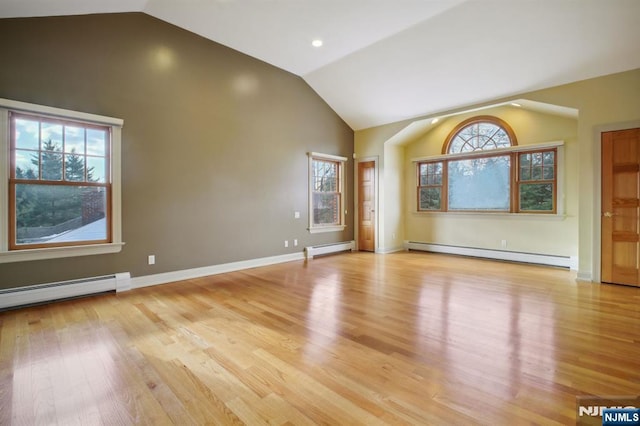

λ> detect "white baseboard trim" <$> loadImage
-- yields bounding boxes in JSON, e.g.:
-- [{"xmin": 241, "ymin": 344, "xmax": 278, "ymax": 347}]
[
  {"xmin": 405, "ymin": 241, "xmax": 576, "ymax": 269},
  {"xmin": 131, "ymin": 252, "xmax": 305, "ymax": 289},
  {"xmin": 375, "ymin": 246, "xmax": 405, "ymax": 254},
  {"xmin": 576, "ymin": 271, "xmax": 594, "ymax": 282},
  {"xmin": 1, "ymin": 252, "xmax": 306, "ymax": 309}
]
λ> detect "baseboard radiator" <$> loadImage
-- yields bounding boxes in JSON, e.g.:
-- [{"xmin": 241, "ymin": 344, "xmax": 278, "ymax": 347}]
[
  {"xmin": 305, "ymin": 240, "xmax": 356, "ymax": 259},
  {"xmin": 405, "ymin": 241, "xmax": 575, "ymax": 269},
  {"xmin": 0, "ymin": 273, "xmax": 131, "ymax": 310}
]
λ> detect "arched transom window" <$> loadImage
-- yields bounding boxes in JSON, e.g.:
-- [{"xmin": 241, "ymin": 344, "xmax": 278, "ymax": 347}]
[{"xmin": 444, "ymin": 116, "xmax": 517, "ymax": 154}]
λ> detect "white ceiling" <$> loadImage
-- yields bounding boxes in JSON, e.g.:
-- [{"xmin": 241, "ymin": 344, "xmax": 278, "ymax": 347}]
[{"xmin": 1, "ymin": 0, "xmax": 639, "ymax": 130}]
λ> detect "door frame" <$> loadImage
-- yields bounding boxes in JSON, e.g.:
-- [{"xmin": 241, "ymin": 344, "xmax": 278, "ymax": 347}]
[
  {"xmin": 593, "ymin": 119, "xmax": 640, "ymax": 283},
  {"xmin": 354, "ymin": 156, "xmax": 379, "ymax": 252}
]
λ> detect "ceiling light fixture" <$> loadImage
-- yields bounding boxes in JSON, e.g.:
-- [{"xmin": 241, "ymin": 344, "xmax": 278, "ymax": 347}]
[
  {"xmin": 511, "ymin": 102, "xmax": 522, "ymax": 107},
  {"xmin": 311, "ymin": 39, "xmax": 323, "ymax": 47}
]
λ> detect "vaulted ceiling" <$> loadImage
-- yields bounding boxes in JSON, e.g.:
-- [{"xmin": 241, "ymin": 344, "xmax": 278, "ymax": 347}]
[{"xmin": 1, "ymin": 0, "xmax": 639, "ymax": 130}]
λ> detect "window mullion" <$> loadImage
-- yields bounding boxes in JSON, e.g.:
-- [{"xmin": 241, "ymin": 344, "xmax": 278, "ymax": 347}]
[
  {"xmin": 442, "ymin": 161, "xmax": 448, "ymax": 211},
  {"xmin": 510, "ymin": 152, "xmax": 517, "ymax": 213},
  {"xmin": 1, "ymin": 110, "xmax": 10, "ymax": 252}
]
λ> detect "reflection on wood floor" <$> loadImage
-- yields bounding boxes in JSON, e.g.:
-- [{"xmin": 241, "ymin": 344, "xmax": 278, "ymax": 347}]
[{"xmin": 1, "ymin": 251, "xmax": 639, "ymax": 425}]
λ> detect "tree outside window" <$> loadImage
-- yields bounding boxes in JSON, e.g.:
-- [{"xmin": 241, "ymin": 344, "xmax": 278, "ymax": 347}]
[
  {"xmin": 312, "ymin": 159, "xmax": 340, "ymax": 226},
  {"xmin": 10, "ymin": 113, "xmax": 111, "ymax": 248}
]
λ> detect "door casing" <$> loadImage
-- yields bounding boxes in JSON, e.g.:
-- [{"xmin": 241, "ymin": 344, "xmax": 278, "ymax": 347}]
[
  {"xmin": 600, "ymin": 127, "xmax": 640, "ymax": 286},
  {"xmin": 593, "ymin": 120, "xmax": 640, "ymax": 283}
]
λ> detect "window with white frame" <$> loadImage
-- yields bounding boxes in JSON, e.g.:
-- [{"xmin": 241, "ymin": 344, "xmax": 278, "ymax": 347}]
[
  {"xmin": 0, "ymin": 98, "xmax": 123, "ymax": 263},
  {"xmin": 308, "ymin": 152, "xmax": 347, "ymax": 233},
  {"xmin": 417, "ymin": 116, "xmax": 560, "ymax": 214}
]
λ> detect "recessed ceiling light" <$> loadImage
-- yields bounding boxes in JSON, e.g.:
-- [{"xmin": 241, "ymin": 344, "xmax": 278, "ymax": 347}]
[
  {"xmin": 431, "ymin": 118, "xmax": 439, "ymax": 124},
  {"xmin": 311, "ymin": 39, "xmax": 323, "ymax": 47},
  {"xmin": 511, "ymin": 102, "xmax": 522, "ymax": 107}
]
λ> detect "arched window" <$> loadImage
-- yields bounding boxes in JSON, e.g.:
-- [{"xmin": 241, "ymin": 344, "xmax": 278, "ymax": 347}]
[
  {"xmin": 418, "ymin": 115, "xmax": 558, "ymax": 213},
  {"xmin": 443, "ymin": 116, "xmax": 517, "ymax": 154}
]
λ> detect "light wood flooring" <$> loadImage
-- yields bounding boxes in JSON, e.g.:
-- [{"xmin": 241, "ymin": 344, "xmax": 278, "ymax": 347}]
[{"xmin": 1, "ymin": 251, "xmax": 639, "ymax": 425}]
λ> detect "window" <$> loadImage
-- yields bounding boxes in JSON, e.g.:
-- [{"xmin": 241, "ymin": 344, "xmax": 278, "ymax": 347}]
[
  {"xmin": 11, "ymin": 113, "xmax": 111, "ymax": 249},
  {"xmin": 417, "ymin": 116, "xmax": 558, "ymax": 214},
  {"xmin": 308, "ymin": 152, "xmax": 347, "ymax": 233},
  {"xmin": 518, "ymin": 150, "xmax": 556, "ymax": 211},
  {"xmin": 445, "ymin": 116, "xmax": 514, "ymax": 153},
  {"xmin": 448, "ymin": 155, "xmax": 511, "ymax": 211},
  {"xmin": 418, "ymin": 162, "xmax": 444, "ymax": 210},
  {"xmin": 0, "ymin": 98, "xmax": 123, "ymax": 263}
]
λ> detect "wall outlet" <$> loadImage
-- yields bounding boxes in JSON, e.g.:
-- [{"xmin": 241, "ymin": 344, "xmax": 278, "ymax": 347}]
[
  {"xmin": 284, "ymin": 240, "xmax": 289, "ymax": 248},
  {"xmin": 294, "ymin": 211, "xmax": 300, "ymax": 219},
  {"xmin": 148, "ymin": 255, "xmax": 156, "ymax": 265},
  {"xmin": 501, "ymin": 240, "xmax": 507, "ymax": 249},
  {"xmin": 294, "ymin": 239, "xmax": 298, "ymax": 247}
]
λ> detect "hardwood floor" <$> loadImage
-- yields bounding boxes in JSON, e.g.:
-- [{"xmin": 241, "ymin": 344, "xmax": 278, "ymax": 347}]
[{"xmin": 1, "ymin": 251, "xmax": 639, "ymax": 425}]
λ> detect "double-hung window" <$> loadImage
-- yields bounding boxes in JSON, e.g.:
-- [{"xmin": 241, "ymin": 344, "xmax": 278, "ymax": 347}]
[
  {"xmin": 417, "ymin": 116, "xmax": 560, "ymax": 214},
  {"xmin": 0, "ymin": 98, "xmax": 123, "ymax": 263},
  {"xmin": 418, "ymin": 162, "xmax": 444, "ymax": 210},
  {"xmin": 517, "ymin": 150, "xmax": 556, "ymax": 212},
  {"xmin": 308, "ymin": 152, "xmax": 347, "ymax": 233}
]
